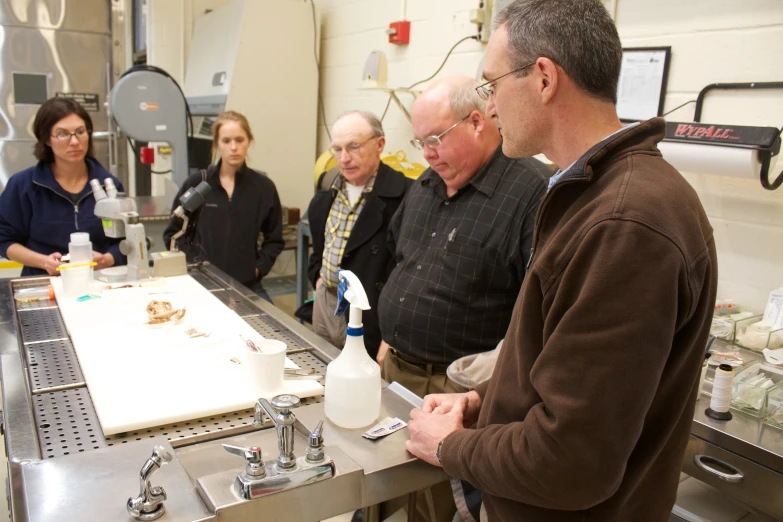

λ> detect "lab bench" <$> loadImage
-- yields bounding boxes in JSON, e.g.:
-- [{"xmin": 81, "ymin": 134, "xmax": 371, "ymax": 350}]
[{"xmin": 0, "ymin": 264, "xmax": 443, "ymax": 522}]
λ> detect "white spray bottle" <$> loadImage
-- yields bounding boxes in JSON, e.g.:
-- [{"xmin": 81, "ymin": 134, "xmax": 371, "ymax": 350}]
[{"xmin": 324, "ymin": 269, "xmax": 381, "ymax": 428}]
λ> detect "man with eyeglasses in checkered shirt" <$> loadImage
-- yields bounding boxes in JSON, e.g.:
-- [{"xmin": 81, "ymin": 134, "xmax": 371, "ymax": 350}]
[{"xmin": 376, "ymin": 75, "xmax": 550, "ymax": 522}]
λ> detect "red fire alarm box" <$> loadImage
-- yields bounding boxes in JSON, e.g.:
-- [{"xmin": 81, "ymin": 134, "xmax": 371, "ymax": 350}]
[{"xmin": 388, "ymin": 21, "xmax": 410, "ymax": 45}]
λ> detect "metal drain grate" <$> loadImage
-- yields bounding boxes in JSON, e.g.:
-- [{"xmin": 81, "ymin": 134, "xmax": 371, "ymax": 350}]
[
  {"xmin": 243, "ymin": 315, "xmax": 313, "ymax": 351},
  {"xmin": 107, "ymin": 408, "xmax": 258, "ymax": 447},
  {"xmin": 18, "ymin": 307, "xmax": 68, "ymax": 344},
  {"xmin": 15, "ymin": 300, "xmax": 57, "ymax": 312},
  {"xmin": 189, "ymin": 270, "xmax": 224, "ymax": 291},
  {"xmin": 25, "ymin": 340, "xmax": 85, "ymax": 393},
  {"xmin": 33, "ymin": 387, "xmax": 107, "ymax": 458},
  {"xmin": 213, "ymin": 290, "xmax": 262, "ymax": 317},
  {"xmin": 288, "ymin": 351, "xmax": 328, "ymax": 374},
  {"xmin": 105, "ymin": 394, "xmax": 325, "ymax": 448}
]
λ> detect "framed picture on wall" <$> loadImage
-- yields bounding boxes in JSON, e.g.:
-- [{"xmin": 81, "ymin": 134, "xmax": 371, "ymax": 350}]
[{"xmin": 616, "ymin": 46, "xmax": 671, "ymax": 122}]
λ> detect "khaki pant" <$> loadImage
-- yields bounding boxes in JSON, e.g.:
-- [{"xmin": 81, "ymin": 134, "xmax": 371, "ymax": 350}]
[
  {"xmin": 382, "ymin": 351, "xmax": 462, "ymax": 522},
  {"xmin": 312, "ymin": 284, "xmax": 346, "ymax": 348}
]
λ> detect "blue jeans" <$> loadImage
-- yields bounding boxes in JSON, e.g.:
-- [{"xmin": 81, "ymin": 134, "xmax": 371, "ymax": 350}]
[{"xmin": 246, "ymin": 280, "xmax": 273, "ymax": 304}]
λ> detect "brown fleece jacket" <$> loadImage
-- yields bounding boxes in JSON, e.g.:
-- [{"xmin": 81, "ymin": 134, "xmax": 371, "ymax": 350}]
[{"xmin": 440, "ymin": 118, "xmax": 718, "ymax": 522}]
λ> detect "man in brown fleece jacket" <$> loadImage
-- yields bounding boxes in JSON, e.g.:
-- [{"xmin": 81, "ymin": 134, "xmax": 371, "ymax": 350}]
[{"xmin": 405, "ymin": 1, "xmax": 718, "ymax": 521}]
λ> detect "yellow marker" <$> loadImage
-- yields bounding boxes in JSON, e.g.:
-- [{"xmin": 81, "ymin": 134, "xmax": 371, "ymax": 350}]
[{"xmin": 56, "ymin": 261, "xmax": 98, "ymax": 271}]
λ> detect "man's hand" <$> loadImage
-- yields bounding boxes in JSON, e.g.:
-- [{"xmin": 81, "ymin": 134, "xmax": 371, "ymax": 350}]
[
  {"xmin": 406, "ymin": 394, "xmax": 469, "ymax": 467},
  {"xmin": 92, "ymin": 251, "xmax": 115, "ymax": 270},
  {"xmin": 44, "ymin": 252, "xmax": 63, "ymax": 275},
  {"xmin": 377, "ymin": 340, "xmax": 390, "ymax": 366},
  {"xmin": 422, "ymin": 391, "xmax": 483, "ymax": 428},
  {"xmin": 315, "ymin": 277, "xmax": 324, "ymax": 290}
]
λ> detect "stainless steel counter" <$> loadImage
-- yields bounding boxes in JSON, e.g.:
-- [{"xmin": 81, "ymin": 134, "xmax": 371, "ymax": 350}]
[
  {"xmin": 686, "ymin": 380, "xmax": 783, "ymax": 518},
  {"xmin": 0, "ymin": 265, "xmax": 445, "ymax": 521}
]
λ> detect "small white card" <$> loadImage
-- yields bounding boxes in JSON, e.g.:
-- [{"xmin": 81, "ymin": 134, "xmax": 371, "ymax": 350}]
[{"xmin": 363, "ymin": 417, "xmax": 408, "ymax": 440}]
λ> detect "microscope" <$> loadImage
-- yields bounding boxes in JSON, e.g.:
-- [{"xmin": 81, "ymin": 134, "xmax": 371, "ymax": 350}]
[
  {"xmin": 91, "ymin": 178, "xmax": 210, "ymax": 281},
  {"xmin": 91, "ymin": 178, "xmax": 151, "ymax": 281}
]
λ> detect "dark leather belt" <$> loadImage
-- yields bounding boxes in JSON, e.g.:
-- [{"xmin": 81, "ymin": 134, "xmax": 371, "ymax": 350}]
[{"xmin": 389, "ymin": 347, "xmax": 450, "ymax": 375}]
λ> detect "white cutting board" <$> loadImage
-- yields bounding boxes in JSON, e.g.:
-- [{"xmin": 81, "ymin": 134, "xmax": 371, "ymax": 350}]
[{"xmin": 51, "ymin": 275, "xmax": 323, "ymax": 436}]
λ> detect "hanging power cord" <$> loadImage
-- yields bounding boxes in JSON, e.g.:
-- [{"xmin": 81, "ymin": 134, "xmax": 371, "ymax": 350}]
[
  {"xmin": 662, "ymin": 99, "xmax": 697, "ymax": 117},
  {"xmin": 380, "ymin": 95, "xmax": 394, "ymax": 121},
  {"xmin": 308, "ymin": 0, "xmax": 331, "ymax": 140},
  {"xmin": 381, "ymin": 34, "xmax": 479, "ymax": 122},
  {"xmin": 406, "ymin": 35, "xmax": 479, "ymax": 90}
]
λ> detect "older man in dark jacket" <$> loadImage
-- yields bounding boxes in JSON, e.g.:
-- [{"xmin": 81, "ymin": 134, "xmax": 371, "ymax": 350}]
[{"xmin": 307, "ymin": 111, "xmax": 411, "ymax": 358}]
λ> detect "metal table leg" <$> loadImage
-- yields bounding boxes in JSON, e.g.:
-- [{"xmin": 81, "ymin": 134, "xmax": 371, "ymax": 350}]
[
  {"xmin": 296, "ymin": 219, "xmax": 312, "ymax": 313},
  {"xmin": 407, "ymin": 492, "xmax": 417, "ymax": 522},
  {"xmin": 363, "ymin": 504, "xmax": 381, "ymax": 522}
]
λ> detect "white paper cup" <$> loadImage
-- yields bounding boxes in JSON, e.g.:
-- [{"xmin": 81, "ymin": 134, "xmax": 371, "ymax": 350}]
[
  {"xmin": 244, "ymin": 339, "xmax": 287, "ymax": 395},
  {"xmin": 61, "ymin": 266, "xmax": 93, "ymax": 299}
]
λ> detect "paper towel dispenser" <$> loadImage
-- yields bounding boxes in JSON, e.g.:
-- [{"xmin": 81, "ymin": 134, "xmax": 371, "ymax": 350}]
[
  {"xmin": 659, "ymin": 81, "xmax": 783, "ymax": 191},
  {"xmin": 660, "ymin": 122, "xmax": 781, "ymax": 190}
]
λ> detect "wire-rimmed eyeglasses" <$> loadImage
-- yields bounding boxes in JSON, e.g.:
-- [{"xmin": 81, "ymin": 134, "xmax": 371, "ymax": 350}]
[
  {"xmin": 51, "ymin": 128, "xmax": 89, "ymax": 141},
  {"xmin": 330, "ymin": 136, "xmax": 377, "ymax": 158},
  {"xmin": 475, "ymin": 60, "xmax": 538, "ymax": 101},
  {"xmin": 410, "ymin": 114, "xmax": 470, "ymax": 150}
]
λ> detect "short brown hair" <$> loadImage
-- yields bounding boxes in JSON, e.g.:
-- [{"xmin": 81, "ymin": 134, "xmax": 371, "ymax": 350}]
[
  {"xmin": 211, "ymin": 111, "xmax": 254, "ymax": 156},
  {"xmin": 33, "ymin": 97, "xmax": 95, "ymax": 162},
  {"xmin": 496, "ymin": 0, "xmax": 622, "ymax": 104}
]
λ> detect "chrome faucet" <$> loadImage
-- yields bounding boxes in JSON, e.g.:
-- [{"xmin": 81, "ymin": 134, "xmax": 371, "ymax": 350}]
[
  {"xmin": 127, "ymin": 445, "xmax": 173, "ymax": 521},
  {"xmin": 256, "ymin": 394, "xmax": 301, "ymax": 470},
  {"xmin": 224, "ymin": 395, "xmax": 335, "ymax": 500}
]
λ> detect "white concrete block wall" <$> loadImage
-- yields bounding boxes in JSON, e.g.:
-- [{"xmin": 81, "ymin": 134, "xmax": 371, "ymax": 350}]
[{"xmin": 313, "ymin": 0, "xmax": 783, "ymax": 308}]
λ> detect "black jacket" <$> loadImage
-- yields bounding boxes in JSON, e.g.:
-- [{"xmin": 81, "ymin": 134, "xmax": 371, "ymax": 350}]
[
  {"xmin": 307, "ymin": 163, "xmax": 411, "ymax": 357},
  {"xmin": 163, "ymin": 162, "xmax": 284, "ymax": 286}
]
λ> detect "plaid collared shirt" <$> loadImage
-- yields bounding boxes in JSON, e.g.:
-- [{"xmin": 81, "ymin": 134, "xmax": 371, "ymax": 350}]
[
  {"xmin": 320, "ymin": 173, "xmax": 377, "ymax": 288},
  {"xmin": 378, "ymin": 147, "xmax": 550, "ymax": 364}
]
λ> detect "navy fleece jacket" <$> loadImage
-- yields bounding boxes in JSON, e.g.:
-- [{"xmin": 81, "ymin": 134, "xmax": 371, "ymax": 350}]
[{"xmin": 0, "ymin": 158, "xmax": 126, "ymax": 275}]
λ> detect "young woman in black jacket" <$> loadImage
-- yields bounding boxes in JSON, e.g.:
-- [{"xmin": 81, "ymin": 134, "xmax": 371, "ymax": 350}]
[{"xmin": 164, "ymin": 111, "xmax": 284, "ymax": 302}]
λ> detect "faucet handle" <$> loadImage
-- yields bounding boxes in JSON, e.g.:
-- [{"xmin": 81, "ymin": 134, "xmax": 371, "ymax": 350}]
[
  {"xmin": 223, "ymin": 443, "xmax": 266, "ymax": 477},
  {"xmin": 306, "ymin": 420, "xmax": 326, "ymax": 463},
  {"xmin": 270, "ymin": 394, "xmax": 301, "ymax": 412},
  {"xmin": 152, "ymin": 445, "xmax": 173, "ymax": 464}
]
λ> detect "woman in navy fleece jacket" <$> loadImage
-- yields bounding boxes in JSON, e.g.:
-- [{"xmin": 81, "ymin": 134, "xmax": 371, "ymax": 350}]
[{"xmin": 0, "ymin": 97, "xmax": 125, "ymax": 276}]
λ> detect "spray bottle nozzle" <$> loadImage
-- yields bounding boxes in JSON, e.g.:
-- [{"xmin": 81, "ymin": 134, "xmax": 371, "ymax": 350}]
[{"xmin": 334, "ymin": 270, "xmax": 371, "ymax": 331}]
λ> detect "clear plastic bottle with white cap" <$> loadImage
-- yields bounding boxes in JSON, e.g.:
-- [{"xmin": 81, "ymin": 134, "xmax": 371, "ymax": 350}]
[
  {"xmin": 68, "ymin": 232, "xmax": 92, "ymax": 264},
  {"xmin": 324, "ymin": 269, "xmax": 381, "ymax": 428}
]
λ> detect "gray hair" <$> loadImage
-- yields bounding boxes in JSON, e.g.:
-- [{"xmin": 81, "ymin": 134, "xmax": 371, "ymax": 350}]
[
  {"xmin": 334, "ymin": 110, "xmax": 385, "ymax": 137},
  {"xmin": 495, "ymin": 0, "xmax": 622, "ymax": 104},
  {"xmin": 448, "ymin": 80, "xmax": 487, "ymax": 118}
]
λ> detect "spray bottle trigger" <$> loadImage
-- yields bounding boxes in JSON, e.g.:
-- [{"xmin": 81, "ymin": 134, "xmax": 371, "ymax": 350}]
[{"xmin": 334, "ymin": 276, "xmax": 350, "ymax": 317}]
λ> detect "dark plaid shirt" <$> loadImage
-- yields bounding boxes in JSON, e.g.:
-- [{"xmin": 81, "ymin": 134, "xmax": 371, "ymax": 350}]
[{"xmin": 378, "ymin": 146, "xmax": 549, "ymax": 364}]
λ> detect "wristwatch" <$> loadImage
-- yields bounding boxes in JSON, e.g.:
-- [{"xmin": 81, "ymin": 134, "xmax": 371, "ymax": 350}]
[{"xmin": 436, "ymin": 440, "xmax": 444, "ymax": 464}]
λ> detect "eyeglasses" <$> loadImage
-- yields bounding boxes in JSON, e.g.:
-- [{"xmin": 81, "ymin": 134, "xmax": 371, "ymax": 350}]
[
  {"xmin": 330, "ymin": 136, "xmax": 377, "ymax": 158},
  {"xmin": 51, "ymin": 128, "xmax": 89, "ymax": 141},
  {"xmin": 410, "ymin": 114, "xmax": 470, "ymax": 150},
  {"xmin": 476, "ymin": 60, "xmax": 538, "ymax": 101}
]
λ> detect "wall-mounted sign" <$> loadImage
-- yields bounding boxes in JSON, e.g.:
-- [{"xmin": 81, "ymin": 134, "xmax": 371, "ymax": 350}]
[
  {"xmin": 616, "ymin": 47, "xmax": 671, "ymax": 122},
  {"xmin": 56, "ymin": 92, "xmax": 100, "ymax": 112}
]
